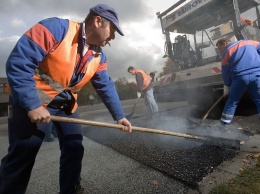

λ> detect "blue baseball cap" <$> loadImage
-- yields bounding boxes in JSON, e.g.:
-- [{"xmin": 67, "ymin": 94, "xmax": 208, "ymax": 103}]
[{"xmin": 90, "ymin": 4, "xmax": 124, "ymax": 36}]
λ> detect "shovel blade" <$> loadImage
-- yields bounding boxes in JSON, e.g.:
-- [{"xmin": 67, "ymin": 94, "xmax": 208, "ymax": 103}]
[{"xmin": 201, "ymin": 136, "xmax": 241, "ymax": 150}]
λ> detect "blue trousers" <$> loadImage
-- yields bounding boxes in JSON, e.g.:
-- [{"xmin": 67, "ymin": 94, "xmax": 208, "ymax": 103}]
[
  {"xmin": 143, "ymin": 88, "xmax": 159, "ymax": 116},
  {"xmin": 0, "ymin": 99, "xmax": 84, "ymax": 194},
  {"xmin": 37, "ymin": 121, "xmax": 53, "ymax": 139},
  {"xmin": 221, "ymin": 73, "xmax": 260, "ymax": 124}
]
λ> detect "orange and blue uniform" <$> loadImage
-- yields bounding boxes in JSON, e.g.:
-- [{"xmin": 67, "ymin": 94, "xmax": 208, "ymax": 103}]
[
  {"xmin": 0, "ymin": 17, "xmax": 124, "ymax": 193},
  {"xmin": 220, "ymin": 40, "xmax": 260, "ymax": 124},
  {"xmin": 6, "ymin": 17, "xmax": 124, "ymax": 120}
]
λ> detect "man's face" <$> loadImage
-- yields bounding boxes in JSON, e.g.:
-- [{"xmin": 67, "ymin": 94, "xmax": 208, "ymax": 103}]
[
  {"xmin": 89, "ymin": 16, "xmax": 116, "ymax": 47},
  {"xmin": 128, "ymin": 69, "xmax": 135, "ymax": 75}
]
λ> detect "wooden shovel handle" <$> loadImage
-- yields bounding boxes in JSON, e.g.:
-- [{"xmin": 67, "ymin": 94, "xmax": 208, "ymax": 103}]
[
  {"xmin": 50, "ymin": 115, "xmax": 201, "ymax": 140},
  {"xmin": 201, "ymin": 95, "xmax": 224, "ymax": 123}
]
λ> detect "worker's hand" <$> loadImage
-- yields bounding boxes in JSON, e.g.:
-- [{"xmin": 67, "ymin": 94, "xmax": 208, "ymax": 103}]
[
  {"xmin": 117, "ymin": 118, "xmax": 132, "ymax": 132},
  {"xmin": 28, "ymin": 106, "xmax": 51, "ymax": 123},
  {"xmin": 137, "ymin": 92, "xmax": 142, "ymax": 98},
  {"xmin": 223, "ymin": 85, "xmax": 229, "ymax": 97}
]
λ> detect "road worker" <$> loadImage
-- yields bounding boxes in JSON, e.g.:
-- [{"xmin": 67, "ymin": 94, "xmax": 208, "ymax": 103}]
[
  {"xmin": 0, "ymin": 4, "xmax": 132, "ymax": 194},
  {"xmin": 216, "ymin": 38, "xmax": 260, "ymax": 125},
  {"xmin": 128, "ymin": 66, "xmax": 159, "ymax": 119}
]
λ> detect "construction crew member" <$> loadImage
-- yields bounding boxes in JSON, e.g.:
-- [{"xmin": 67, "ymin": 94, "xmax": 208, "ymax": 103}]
[
  {"xmin": 0, "ymin": 4, "xmax": 132, "ymax": 194},
  {"xmin": 127, "ymin": 66, "xmax": 159, "ymax": 118},
  {"xmin": 216, "ymin": 38, "xmax": 260, "ymax": 124}
]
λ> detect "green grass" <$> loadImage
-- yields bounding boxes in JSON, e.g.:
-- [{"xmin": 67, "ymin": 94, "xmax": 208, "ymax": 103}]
[{"xmin": 209, "ymin": 154, "xmax": 260, "ymax": 194}]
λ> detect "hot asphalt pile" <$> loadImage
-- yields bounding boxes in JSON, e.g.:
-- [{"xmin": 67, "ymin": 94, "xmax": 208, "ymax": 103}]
[{"xmin": 83, "ymin": 111, "xmax": 249, "ymax": 189}]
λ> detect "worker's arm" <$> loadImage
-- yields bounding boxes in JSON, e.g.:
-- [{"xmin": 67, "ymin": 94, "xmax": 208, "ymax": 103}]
[
  {"xmin": 135, "ymin": 72, "xmax": 143, "ymax": 92},
  {"xmin": 6, "ymin": 17, "xmax": 68, "ymax": 111},
  {"xmin": 220, "ymin": 44, "xmax": 232, "ymax": 87},
  {"xmin": 91, "ymin": 53, "xmax": 125, "ymax": 121}
]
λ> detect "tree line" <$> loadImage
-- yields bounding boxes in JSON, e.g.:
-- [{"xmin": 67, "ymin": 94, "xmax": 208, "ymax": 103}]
[
  {"xmin": 78, "ymin": 58, "xmax": 175, "ymax": 106},
  {"xmin": 77, "ymin": 77, "xmax": 138, "ymax": 106}
]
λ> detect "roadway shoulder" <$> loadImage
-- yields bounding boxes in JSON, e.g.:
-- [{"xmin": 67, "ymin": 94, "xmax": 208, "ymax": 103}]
[{"xmin": 187, "ymin": 134, "xmax": 260, "ymax": 194}]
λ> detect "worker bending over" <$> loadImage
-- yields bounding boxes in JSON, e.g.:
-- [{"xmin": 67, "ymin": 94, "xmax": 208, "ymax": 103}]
[{"xmin": 216, "ymin": 38, "xmax": 260, "ymax": 124}]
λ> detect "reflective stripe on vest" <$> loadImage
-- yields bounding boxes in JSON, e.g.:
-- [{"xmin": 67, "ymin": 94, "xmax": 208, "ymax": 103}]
[
  {"xmin": 34, "ymin": 21, "xmax": 100, "ymax": 112},
  {"xmin": 135, "ymin": 69, "xmax": 152, "ymax": 90}
]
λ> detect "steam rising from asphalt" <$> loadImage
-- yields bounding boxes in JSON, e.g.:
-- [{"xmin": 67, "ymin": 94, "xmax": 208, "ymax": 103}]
[
  {"xmin": 139, "ymin": 114, "xmax": 248, "ymax": 148},
  {"xmin": 80, "ymin": 99, "xmax": 248, "ymax": 149}
]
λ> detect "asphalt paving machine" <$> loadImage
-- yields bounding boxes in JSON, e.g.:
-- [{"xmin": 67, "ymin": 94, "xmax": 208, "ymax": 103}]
[{"xmin": 155, "ymin": 0, "xmax": 260, "ymax": 106}]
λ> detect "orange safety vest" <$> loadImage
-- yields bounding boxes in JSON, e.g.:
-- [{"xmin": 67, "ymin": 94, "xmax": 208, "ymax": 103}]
[
  {"xmin": 135, "ymin": 69, "xmax": 152, "ymax": 90},
  {"xmin": 33, "ymin": 21, "xmax": 100, "ymax": 113}
]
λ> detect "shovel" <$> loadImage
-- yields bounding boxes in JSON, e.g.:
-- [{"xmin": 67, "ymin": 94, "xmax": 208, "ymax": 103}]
[
  {"xmin": 50, "ymin": 115, "xmax": 241, "ymax": 150},
  {"xmin": 188, "ymin": 94, "xmax": 225, "ymax": 127},
  {"xmin": 125, "ymin": 97, "xmax": 139, "ymax": 119},
  {"xmin": 201, "ymin": 94, "xmax": 224, "ymax": 123}
]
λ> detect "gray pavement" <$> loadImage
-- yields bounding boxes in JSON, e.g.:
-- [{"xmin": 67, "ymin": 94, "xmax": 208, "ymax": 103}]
[
  {"xmin": 0, "ymin": 131, "xmax": 188, "ymax": 194},
  {"xmin": 0, "ymin": 100, "xmax": 260, "ymax": 193},
  {"xmin": 0, "ymin": 101, "xmax": 190, "ymax": 194}
]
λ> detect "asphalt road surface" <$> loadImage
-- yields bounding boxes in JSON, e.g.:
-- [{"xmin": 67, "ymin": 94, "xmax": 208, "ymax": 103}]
[
  {"xmin": 82, "ymin": 99, "xmax": 252, "ymax": 189},
  {"xmin": 0, "ymin": 98, "xmax": 258, "ymax": 193}
]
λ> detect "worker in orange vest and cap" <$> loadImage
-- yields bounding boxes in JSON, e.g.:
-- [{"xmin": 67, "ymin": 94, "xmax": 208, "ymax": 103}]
[
  {"xmin": 0, "ymin": 4, "xmax": 132, "ymax": 194},
  {"xmin": 128, "ymin": 66, "xmax": 159, "ymax": 119}
]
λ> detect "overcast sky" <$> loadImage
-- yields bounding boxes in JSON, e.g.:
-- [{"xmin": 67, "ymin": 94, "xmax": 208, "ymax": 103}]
[{"xmin": 0, "ymin": 0, "xmax": 179, "ymax": 81}]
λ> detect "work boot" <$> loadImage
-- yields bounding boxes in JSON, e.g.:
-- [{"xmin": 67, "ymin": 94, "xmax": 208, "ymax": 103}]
[
  {"xmin": 219, "ymin": 121, "xmax": 230, "ymax": 132},
  {"xmin": 73, "ymin": 183, "xmax": 87, "ymax": 194}
]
